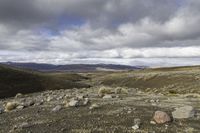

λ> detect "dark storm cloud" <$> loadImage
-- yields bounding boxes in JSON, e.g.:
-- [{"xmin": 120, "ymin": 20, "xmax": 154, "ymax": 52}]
[
  {"xmin": 0, "ymin": 0, "xmax": 178, "ymax": 29},
  {"xmin": 0, "ymin": 0, "xmax": 200, "ymax": 64}
]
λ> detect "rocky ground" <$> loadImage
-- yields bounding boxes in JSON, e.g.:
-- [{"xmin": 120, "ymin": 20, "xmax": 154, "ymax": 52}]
[{"xmin": 0, "ymin": 87, "xmax": 200, "ymax": 133}]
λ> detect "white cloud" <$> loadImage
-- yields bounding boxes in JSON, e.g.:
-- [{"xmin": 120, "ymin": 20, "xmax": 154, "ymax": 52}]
[{"xmin": 0, "ymin": 0, "xmax": 200, "ymax": 66}]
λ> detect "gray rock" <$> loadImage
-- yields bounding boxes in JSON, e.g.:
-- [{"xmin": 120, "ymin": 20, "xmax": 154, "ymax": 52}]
[
  {"xmin": 102, "ymin": 95, "xmax": 113, "ymax": 99},
  {"xmin": 52, "ymin": 105, "xmax": 62, "ymax": 112},
  {"xmin": 83, "ymin": 98, "xmax": 89, "ymax": 106},
  {"xmin": 89, "ymin": 103, "xmax": 100, "ymax": 110},
  {"xmin": 150, "ymin": 121, "xmax": 156, "ymax": 125},
  {"xmin": 134, "ymin": 118, "xmax": 141, "ymax": 126},
  {"xmin": 23, "ymin": 100, "xmax": 35, "ymax": 107},
  {"xmin": 132, "ymin": 124, "xmax": 139, "ymax": 130},
  {"xmin": 16, "ymin": 105, "xmax": 24, "ymax": 110},
  {"xmin": 76, "ymin": 95, "xmax": 85, "ymax": 100},
  {"xmin": 19, "ymin": 122, "xmax": 31, "ymax": 128},
  {"xmin": 68, "ymin": 99, "xmax": 79, "ymax": 107},
  {"xmin": 172, "ymin": 106, "xmax": 195, "ymax": 119},
  {"xmin": 15, "ymin": 93, "xmax": 23, "ymax": 98},
  {"xmin": 0, "ymin": 107, "xmax": 4, "ymax": 114}
]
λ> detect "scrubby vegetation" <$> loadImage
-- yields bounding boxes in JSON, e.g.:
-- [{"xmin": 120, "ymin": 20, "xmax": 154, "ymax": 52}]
[
  {"xmin": 98, "ymin": 86, "xmax": 113, "ymax": 96},
  {"xmin": 0, "ymin": 65, "xmax": 90, "ymax": 98},
  {"xmin": 91, "ymin": 66, "xmax": 200, "ymax": 94}
]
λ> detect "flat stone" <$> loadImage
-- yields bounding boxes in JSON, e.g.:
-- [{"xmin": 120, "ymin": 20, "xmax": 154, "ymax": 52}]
[
  {"xmin": 19, "ymin": 122, "xmax": 31, "ymax": 129},
  {"xmin": 16, "ymin": 105, "xmax": 24, "ymax": 110},
  {"xmin": 52, "ymin": 105, "xmax": 62, "ymax": 112},
  {"xmin": 102, "ymin": 95, "xmax": 113, "ymax": 99},
  {"xmin": 23, "ymin": 100, "xmax": 35, "ymax": 107},
  {"xmin": 132, "ymin": 124, "xmax": 139, "ymax": 130},
  {"xmin": 89, "ymin": 103, "xmax": 100, "ymax": 110},
  {"xmin": 172, "ymin": 106, "xmax": 195, "ymax": 119},
  {"xmin": 153, "ymin": 111, "xmax": 171, "ymax": 124},
  {"xmin": 150, "ymin": 121, "xmax": 156, "ymax": 125}
]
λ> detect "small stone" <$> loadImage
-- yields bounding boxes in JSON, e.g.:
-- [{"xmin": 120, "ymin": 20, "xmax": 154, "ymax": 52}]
[
  {"xmin": 150, "ymin": 99, "xmax": 155, "ymax": 103},
  {"xmin": 68, "ymin": 99, "xmax": 79, "ymax": 107},
  {"xmin": 83, "ymin": 98, "xmax": 89, "ymax": 106},
  {"xmin": 52, "ymin": 105, "xmax": 62, "ymax": 112},
  {"xmin": 127, "ymin": 110, "xmax": 132, "ymax": 114},
  {"xmin": 23, "ymin": 100, "xmax": 34, "ymax": 107},
  {"xmin": 5, "ymin": 102, "xmax": 18, "ymax": 112},
  {"xmin": 34, "ymin": 101, "xmax": 44, "ymax": 106},
  {"xmin": 132, "ymin": 124, "xmax": 139, "ymax": 130},
  {"xmin": 19, "ymin": 122, "xmax": 31, "ymax": 128},
  {"xmin": 150, "ymin": 121, "xmax": 156, "ymax": 125},
  {"xmin": 15, "ymin": 93, "xmax": 23, "ymax": 98},
  {"xmin": 153, "ymin": 111, "xmax": 171, "ymax": 124},
  {"xmin": 102, "ymin": 95, "xmax": 113, "ymax": 99},
  {"xmin": 46, "ymin": 96, "xmax": 53, "ymax": 102},
  {"xmin": 115, "ymin": 87, "xmax": 128, "ymax": 94},
  {"xmin": 56, "ymin": 96, "xmax": 64, "ymax": 100},
  {"xmin": 76, "ymin": 95, "xmax": 85, "ymax": 100},
  {"xmin": 134, "ymin": 118, "xmax": 141, "ymax": 126},
  {"xmin": 0, "ymin": 107, "xmax": 4, "ymax": 114},
  {"xmin": 16, "ymin": 105, "xmax": 24, "ymax": 110},
  {"xmin": 172, "ymin": 106, "xmax": 195, "ymax": 119},
  {"xmin": 89, "ymin": 103, "xmax": 100, "ymax": 110}
]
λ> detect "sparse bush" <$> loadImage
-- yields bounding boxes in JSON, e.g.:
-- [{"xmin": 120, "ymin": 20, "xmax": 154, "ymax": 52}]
[
  {"xmin": 115, "ymin": 87, "xmax": 128, "ymax": 94},
  {"xmin": 168, "ymin": 90, "xmax": 177, "ymax": 94},
  {"xmin": 98, "ymin": 86, "xmax": 112, "ymax": 97}
]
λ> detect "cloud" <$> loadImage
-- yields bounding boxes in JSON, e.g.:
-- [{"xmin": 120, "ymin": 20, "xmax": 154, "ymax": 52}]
[{"xmin": 0, "ymin": 0, "xmax": 200, "ymax": 65}]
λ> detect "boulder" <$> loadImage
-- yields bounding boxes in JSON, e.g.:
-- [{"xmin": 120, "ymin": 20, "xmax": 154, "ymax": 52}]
[
  {"xmin": 153, "ymin": 111, "xmax": 171, "ymax": 124},
  {"xmin": 5, "ymin": 102, "xmax": 18, "ymax": 112},
  {"xmin": 172, "ymin": 106, "xmax": 195, "ymax": 119}
]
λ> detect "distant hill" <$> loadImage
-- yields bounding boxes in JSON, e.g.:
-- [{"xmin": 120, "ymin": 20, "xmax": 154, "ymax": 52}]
[
  {"xmin": 91, "ymin": 65, "xmax": 200, "ymax": 94},
  {"xmin": 0, "ymin": 64, "xmax": 90, "ymax": 98},
  {"xmin": 1, "ymin": 62, "xmax": 143, "ymax": 72}
]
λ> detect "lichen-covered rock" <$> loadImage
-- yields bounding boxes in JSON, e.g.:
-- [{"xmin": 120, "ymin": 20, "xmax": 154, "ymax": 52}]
[
  {"xmin": 153, "ymin": 111, "xmax": 171, "ymax": 124},
  {"xmin": 172, "ymin": 106, "xmax": 195, "ymax": 119}
]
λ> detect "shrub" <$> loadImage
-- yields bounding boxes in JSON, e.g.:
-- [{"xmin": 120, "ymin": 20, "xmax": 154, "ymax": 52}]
[
  {"xmin": 98, "ymin": 86, "xmax": 112, "ymax": 97},
  {"xmin": 115, "ymin": 87, "xmax": 128, "ymax": 94},
  {"xmin": 169, "ymin": 90, "xmax": 177, "ymax": 94}
]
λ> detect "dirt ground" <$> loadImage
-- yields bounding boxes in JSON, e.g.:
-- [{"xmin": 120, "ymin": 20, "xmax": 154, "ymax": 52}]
[{"xmin": 0, "ymin": 87, "xmax": 199, "ymax": 133}]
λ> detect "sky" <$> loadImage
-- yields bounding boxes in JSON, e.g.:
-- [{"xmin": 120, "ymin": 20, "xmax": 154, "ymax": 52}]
[{"xmin": 0, "ymin": 0, "xmax": 200, "ymax": 67}]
